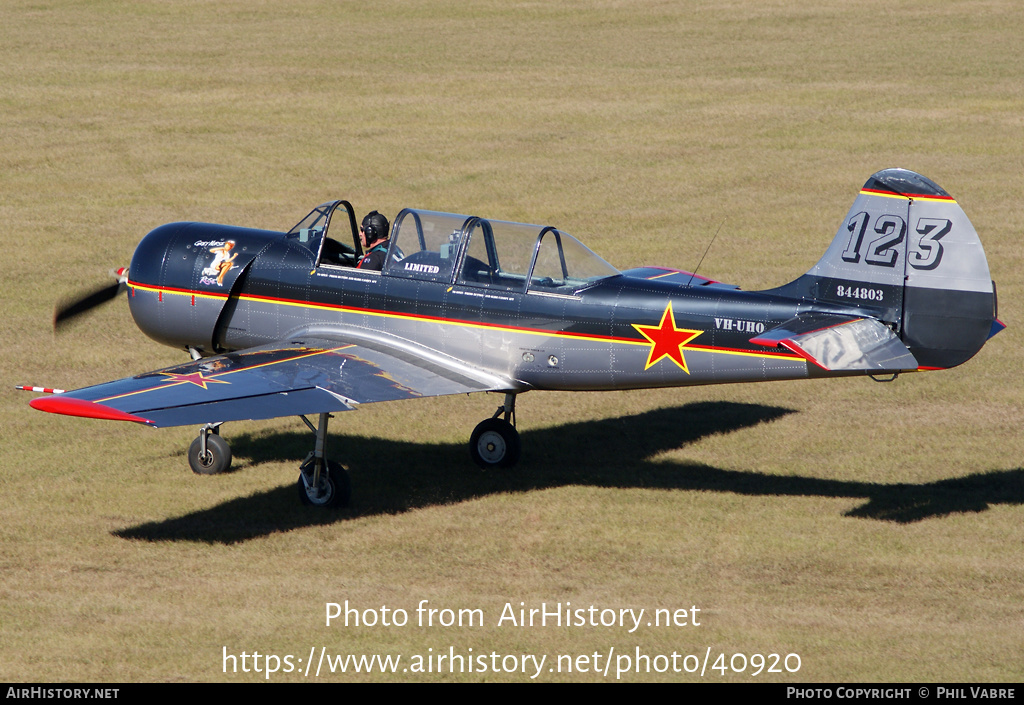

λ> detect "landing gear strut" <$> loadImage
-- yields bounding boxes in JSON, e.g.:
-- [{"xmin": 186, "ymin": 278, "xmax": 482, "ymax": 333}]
[
  {"xmin": 188, "ymin": 423, "xmax": 231, "ymax": 475},
  {"xmin": 188, "ymin": 394, "xmax": 512, "ymax": 503},
  {"xmin": 297, "ymin": 412, "xmax": 351, "ymax": 508},
  {"xmin": 470, "ymin": 392, "xmax": 521, "ymax": 469}
]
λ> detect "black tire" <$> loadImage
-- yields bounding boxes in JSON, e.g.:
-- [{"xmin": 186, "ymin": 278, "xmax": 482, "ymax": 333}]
[
  {"xmin": 469, "ymin": 418, "xmax": 521, "ymax": 469},
  {"xmin": 188, "ymin": 433, "xmax": 232, "ymax": 475},
  {"xmin": 298, "ymin": 459, "xmax": 351, "ymax": 508}
]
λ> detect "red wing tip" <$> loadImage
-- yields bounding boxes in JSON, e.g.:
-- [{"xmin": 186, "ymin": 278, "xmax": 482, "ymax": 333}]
[{"xmin": 29, "ymin": 395, "xmax": 153, "ymax": 424}]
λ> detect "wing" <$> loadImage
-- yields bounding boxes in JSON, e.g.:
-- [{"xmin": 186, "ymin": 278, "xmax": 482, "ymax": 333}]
[
  {"xmin": 28, "ymin": 337, "xmax": 513, "ymax": 428},
  {"xmin": 750, "ymin": 313, "xmax": 919, "ymax": 372}
]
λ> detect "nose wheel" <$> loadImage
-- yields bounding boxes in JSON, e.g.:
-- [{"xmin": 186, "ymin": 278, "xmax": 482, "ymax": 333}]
[
  {"xmin": 470, "ymin": 392, "xmax": 521, "ymax": 469},
  {"xmin": 188, "ymin": 424, "xmax": 232, "ymax": 475},
  {"xmin": 186, "ymin": 395, "xmax": 518, "ymax": 504}
]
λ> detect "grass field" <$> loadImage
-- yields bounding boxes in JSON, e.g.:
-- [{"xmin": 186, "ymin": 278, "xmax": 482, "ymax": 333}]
[{"xmin": 2, "ymin": 0, "xmax": 1023, "ymax": 682}]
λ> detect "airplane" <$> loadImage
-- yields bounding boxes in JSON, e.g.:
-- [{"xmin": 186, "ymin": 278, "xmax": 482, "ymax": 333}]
[{"xmin": 20, "ymin": 168, "xmax": 1004, "ymax": 508}]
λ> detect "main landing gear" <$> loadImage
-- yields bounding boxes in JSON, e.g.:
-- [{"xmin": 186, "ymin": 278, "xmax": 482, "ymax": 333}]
[
  {"xmin": 187, "ymin": 413, "xmax": 351, "ymax": 508},
  {"xmin": 469, "ymin": 392, "xmax": 521, "ymax": 469},
  {"xmin": 186, "ymin": 393, "xmax": 519, "ymax": 507},
  {"xmin": 296, "ymin": 412, "xmax": 351, "ymax": 508}
]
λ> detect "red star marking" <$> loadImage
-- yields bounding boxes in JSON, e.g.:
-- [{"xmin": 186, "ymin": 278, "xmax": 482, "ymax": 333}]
[
  {"xmin": 158, "ymin": 372, "xmax": 230, "ymax": 390},
  {"xmin": 632, "ymin": 302, "xmax": 703, "ymax": 373}
]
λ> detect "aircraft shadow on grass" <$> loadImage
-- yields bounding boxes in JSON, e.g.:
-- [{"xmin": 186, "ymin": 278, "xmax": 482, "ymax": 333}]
[{"xmin": 113, "ymin": 401, "xmax": 1024, "ymax": 544}]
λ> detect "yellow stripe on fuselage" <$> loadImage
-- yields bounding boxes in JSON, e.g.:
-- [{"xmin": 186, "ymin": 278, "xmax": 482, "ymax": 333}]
[{"xmin": 129, "ymin": 280, "xmax": 805, "ymax": 363}]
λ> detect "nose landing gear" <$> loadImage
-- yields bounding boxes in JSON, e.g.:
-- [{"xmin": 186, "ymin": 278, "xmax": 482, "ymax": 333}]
[
  {"xmin": 187, "ymin": 393, "xmax": 520, "ymax": 507},
  {"xmin": 188, "ymin": 423, "xmax": 232, "ymax": 475},
  {"xmin": 187, "ymin": 414, "xmax": 351, "ymax": 508}
]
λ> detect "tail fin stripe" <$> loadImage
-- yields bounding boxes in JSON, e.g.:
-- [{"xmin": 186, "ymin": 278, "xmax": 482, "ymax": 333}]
[{"xmin": 860, "ymin": 188, "xmax": 955, "ymax": 203}]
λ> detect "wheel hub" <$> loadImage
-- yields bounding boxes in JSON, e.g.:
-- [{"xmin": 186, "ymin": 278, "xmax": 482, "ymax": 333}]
[{"xmin": 478, "ymin": 431, "xmax": 506, "ymax": 463}]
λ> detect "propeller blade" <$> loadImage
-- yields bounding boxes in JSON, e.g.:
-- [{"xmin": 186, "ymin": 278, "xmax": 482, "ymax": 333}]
[{"xmin": 54, "ymin": 281, "xmax": 125, "ymax": 331}]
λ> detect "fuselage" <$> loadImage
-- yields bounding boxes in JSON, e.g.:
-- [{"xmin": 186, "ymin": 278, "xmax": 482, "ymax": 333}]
[{"xmin": 125, "ymin": 207, "xmax": 880, "ymax": 393}]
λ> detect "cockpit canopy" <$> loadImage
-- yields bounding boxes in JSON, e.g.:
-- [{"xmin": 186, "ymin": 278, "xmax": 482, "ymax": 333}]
[{"xmin": 287, "ymin": 202, "xmax": 620, "ymax": 295}]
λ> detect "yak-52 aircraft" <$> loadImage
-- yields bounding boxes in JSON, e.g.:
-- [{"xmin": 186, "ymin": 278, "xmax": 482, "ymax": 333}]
[{"xmin": 22, "ymin": 169, "xmax": 1003, "ymax": 507}]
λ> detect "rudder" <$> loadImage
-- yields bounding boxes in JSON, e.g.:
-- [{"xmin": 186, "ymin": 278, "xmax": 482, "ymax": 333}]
[{"xmin": 769, "ymin": 168, "xmax": 998, "ymax": 369}]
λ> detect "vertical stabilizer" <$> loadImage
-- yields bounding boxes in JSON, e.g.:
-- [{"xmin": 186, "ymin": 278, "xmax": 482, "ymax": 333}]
[{"xmin": 768, "ymin": 169, "xmax": 998, "ymax": 369}]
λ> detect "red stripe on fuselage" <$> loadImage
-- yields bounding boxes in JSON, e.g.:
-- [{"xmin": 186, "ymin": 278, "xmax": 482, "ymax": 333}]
[{"xmin": 127, "ymin": 279, "xmax": 803, "ymax": 361}]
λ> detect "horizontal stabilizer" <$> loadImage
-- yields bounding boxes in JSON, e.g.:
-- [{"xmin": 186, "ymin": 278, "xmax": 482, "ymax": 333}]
[
  {"xmin": 989, "ymin": 319, "xmax": 1007, "ymax": 340},
  {"xmin": 750, "ymin": 313, "xmax": 918, "ymax": 372}
]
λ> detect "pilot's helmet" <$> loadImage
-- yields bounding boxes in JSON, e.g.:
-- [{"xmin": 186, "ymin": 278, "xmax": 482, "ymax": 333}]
[{"xmin": 361, "ymin": 211, "xmax": 390, "ymax": 244}]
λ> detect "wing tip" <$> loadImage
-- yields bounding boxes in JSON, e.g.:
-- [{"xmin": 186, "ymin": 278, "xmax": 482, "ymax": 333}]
[{"xmin": 29, "ymin": 395, "xmax": 153, "ymax": 424}]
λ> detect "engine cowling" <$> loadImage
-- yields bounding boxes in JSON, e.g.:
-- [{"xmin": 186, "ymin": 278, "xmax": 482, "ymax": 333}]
[{"xmin": 127, "ymin": 222, "xmax": 280, "ymax": 352}]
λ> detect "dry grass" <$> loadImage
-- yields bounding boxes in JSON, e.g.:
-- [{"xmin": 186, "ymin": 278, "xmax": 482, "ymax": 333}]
[{"xmin": 2, "ymin": 0, "xmax": 1023, "ymax": 682}]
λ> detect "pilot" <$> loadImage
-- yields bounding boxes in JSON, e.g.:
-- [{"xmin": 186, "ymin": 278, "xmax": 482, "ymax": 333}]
[{"xmin": 357, "ymin": 211, "xmax": 392, "ymax": 270}]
